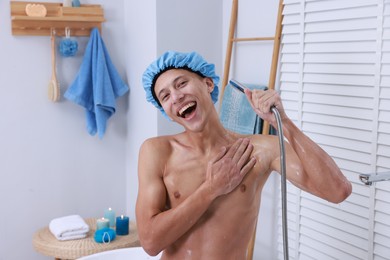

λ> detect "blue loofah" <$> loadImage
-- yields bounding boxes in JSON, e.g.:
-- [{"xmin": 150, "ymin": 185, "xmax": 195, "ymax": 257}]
[
  {"xmin": 59, "ymin": 38, "xmax": 78, "ymax": 57},
  {"xmin": 94, "ymin": 228, "xmax": 116, "ymax": 243}
]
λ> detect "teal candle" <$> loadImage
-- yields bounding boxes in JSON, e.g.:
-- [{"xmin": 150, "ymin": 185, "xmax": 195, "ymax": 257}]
[
  {"xmin": 96, "ymin": 218, "xmax": 109, "ymax": 230},
  {"xmin": 104, "ymin": 208, "xmax": 116, "ymax": 227},
  {"xmin": 116, "ymin": 215, "xmax": 129, "ymax": 236}
]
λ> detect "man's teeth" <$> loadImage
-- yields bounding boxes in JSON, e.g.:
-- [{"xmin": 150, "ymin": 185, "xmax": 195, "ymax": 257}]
[{"xmin": 179, "ymin": 102, "xmax": 195, "ymax": 116}]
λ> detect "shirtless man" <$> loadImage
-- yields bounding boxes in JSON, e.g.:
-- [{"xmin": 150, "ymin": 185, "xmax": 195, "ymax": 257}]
[{"xmin": 136, "ymin": 51, "xmax": 352, "ymax": 259}]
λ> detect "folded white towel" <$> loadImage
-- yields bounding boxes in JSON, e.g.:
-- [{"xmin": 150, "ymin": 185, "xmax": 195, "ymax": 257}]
[{"xmin": 49, "ymin": 215, "xmax": 90, "ymax": 241}]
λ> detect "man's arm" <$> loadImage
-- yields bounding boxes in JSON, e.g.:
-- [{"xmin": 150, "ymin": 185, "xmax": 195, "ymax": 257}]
[
  {"xmin": 136, "ymin": 138, "xmax": 256, "ymax": 256},
  {"xmin": 245, "ymin": 89, "xmax": 352, "ymax": 203}
]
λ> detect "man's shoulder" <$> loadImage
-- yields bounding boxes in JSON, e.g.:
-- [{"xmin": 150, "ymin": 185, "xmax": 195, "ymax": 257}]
[
  {"xmin": 141, "ymin": 134, "xmax": 180, "ymax": 152},
  {"xmin": 249, "ymin": 133, "xmax": 278, "ymax": 148},
  {"xmin": 143, "ymin": 134, "xmax": 177, "ymax": 144}
]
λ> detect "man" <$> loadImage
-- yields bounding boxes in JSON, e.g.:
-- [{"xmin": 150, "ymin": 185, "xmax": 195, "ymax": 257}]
[{"xmin": 136, "ymin": 51, "xmax": 352, "ymax": 259}]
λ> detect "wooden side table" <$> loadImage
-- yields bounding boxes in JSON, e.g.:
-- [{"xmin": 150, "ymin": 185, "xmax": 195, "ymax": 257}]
[{"xmin": 33, "ymin": 218, "xmax": 140, "ymax": 260}]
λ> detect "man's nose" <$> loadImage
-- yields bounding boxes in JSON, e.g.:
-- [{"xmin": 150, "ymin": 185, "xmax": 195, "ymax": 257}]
[{"xmin": 171, "ymin": 89, "xmax": 184, "ymax": 104}]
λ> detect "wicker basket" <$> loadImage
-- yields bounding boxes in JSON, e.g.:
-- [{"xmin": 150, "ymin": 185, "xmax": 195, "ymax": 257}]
[{"xmin": 33, "ymin": 218, "xmax": 140, "ymax": 259}]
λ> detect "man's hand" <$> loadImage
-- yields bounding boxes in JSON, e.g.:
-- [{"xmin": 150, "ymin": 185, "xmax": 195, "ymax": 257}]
[
  {"xmin": 206, "ymin": 138, "xmax": 256, "ymax": 197},
  {"xmin": 244, "ymin": 89, "xmax": 287, "ymax": 129}
]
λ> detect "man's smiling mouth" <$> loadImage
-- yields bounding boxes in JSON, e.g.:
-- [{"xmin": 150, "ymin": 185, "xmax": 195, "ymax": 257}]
[{"xmin": 178, "ymin": 102, "xmax": 197, "ymax": 118}]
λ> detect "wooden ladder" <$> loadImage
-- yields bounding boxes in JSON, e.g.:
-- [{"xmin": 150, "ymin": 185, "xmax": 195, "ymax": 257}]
[
  {"xmin": 220, "ymin": 1, "xmax": 284, "ymax": 259},
  {"xmin": 220, "ymin": 0, "xmax": 284, "ymax": 138}
]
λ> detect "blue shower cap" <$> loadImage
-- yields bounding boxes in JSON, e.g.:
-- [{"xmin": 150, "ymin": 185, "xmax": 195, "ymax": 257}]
[{"xmin": 142, "ymin": 51, "xmax": 220, "ymax": 118}]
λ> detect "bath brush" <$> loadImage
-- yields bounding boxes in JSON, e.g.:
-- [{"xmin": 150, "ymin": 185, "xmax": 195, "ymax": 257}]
[{"xmin": 48, "ymin": 30, "xmax": 60, "ymax": 102}]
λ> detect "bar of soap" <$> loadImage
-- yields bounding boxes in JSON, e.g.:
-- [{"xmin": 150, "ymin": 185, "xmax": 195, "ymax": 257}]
[{"xmin": 25, "ymin": 4, "xmax": 47, "ymax": 17}]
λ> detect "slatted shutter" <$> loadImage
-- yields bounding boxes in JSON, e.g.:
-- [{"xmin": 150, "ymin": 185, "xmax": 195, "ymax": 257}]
[
  {"xmin": 279, "ymin": 0, "xmax": 390, "ymax": 259},
  {"xmin": 374, "ymin": 1, "xmax": 390, "ymax": 259}
]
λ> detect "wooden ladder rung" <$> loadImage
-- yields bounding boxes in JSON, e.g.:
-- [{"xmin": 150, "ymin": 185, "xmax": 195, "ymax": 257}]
[{"xmin": 232, "ymin": 36, "xmax": 275, "ymax": 42}]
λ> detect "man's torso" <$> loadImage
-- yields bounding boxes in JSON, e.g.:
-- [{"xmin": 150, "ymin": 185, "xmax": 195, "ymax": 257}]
[{"xmin": 158, "ymin": 134, "xmax": 276, "ymax": 259}]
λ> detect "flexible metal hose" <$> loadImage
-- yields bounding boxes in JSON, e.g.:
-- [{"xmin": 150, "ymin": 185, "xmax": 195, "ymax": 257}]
[{"xmin": 271, "ymin": 107, "xmax": 289, "ymax": 260}]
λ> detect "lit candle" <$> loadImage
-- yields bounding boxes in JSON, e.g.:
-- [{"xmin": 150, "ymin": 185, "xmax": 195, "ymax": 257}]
[
  {"xmin": 96, "ymin": 218, "xmax": 109, "ymax": 230},
  {"xmin": 104, "ymin": 208, "xmax": 116, "ymax": 227},
  {"xmin": 116, "ymin": 215, "xmax": 129, "ymax": 236}
]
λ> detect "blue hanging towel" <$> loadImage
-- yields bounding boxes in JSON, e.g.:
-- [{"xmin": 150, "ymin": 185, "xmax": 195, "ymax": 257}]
[
  {"xmin": 64, "ymin": 28, "xmax": 129, "ymax": 138},
  {"xmin": 219, "ymin": 82, "xmax": 267, "ymax": 135}
]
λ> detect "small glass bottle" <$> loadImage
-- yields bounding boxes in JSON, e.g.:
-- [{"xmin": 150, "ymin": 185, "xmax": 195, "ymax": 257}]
[{"xmin": 63, "ymin": 0, "xmax": 72, "ymax": 7}]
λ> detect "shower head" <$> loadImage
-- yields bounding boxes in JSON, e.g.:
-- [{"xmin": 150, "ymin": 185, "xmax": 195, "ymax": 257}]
[
  {"xmin": 229, "ymin": 79, "xmax": 248, "ymax": 93},
  {"xmin": 230, "ymin": 79, "xmax": 278, "ymax": 114}
]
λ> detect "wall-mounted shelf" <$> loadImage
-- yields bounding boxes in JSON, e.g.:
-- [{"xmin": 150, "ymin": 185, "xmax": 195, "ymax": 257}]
[{"xmin": 11, "ymin": 1, "xmax": 105, "ymax": 36}]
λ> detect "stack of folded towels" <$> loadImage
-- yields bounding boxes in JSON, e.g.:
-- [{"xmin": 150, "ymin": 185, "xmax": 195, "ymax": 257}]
[{"xmin": 49, "ymin": 215, "xmax": 90, "ymax": 241}]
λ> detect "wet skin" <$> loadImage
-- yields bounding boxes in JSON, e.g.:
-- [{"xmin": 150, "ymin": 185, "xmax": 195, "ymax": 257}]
[{"xmin": 136, "ymin": 69, "xmax": 352, "ymax": 259}]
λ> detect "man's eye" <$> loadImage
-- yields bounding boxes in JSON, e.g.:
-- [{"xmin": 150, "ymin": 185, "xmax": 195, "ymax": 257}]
[
  {"xmin": 161, "ymin": 94, "xmax": 169, "ymax": 102},
  {"xmin": 178, "ymin": 81, "xmax": 187, "ymax": 87}
]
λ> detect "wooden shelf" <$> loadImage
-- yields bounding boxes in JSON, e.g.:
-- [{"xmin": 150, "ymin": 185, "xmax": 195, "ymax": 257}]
[{"xmin": 11, "ymin": 1, "xmax": 105, "ymax": 36}]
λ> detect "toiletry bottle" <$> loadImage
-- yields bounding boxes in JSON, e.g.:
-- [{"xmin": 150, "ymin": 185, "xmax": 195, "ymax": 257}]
[
  {"xmin": 72, "ymin": 0, "xmax": 81, "ymax": 7},
  {"xmin": 63, "ymin": 0, "xmax": 72, "ymax": 7}
]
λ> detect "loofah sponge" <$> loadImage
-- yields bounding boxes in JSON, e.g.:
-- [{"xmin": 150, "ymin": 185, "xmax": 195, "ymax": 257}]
[
  {"xmin": 59, "ymin": 38, "xmax": 78, "ymax": 57},
  {"xmin": 94, "ymin": 228, "xmax": 116, "ymax": 243},
  {"xmin": 59, "ymin": 27, "xmax": 78, "ymax": 57}
]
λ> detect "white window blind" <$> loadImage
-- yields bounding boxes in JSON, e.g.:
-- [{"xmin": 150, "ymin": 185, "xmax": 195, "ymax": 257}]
[{"xmin": 279, "ymin": 0, "xmax": 390, "ymax": 259}]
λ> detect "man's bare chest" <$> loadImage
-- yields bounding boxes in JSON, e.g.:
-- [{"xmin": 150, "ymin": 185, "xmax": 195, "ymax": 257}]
[
  {"xmin": 162, "ymin": 154, "xmax": 267, "ymax": 209},
  {"xmin": 163, "ymin": 157, "xmax": 207, "ymax": 200}
]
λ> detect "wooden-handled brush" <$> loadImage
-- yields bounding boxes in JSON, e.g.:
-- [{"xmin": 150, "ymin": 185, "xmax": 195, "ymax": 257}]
[{"xmin": 48, "ymin": 29, "xmax": 60, "ymax": 102}]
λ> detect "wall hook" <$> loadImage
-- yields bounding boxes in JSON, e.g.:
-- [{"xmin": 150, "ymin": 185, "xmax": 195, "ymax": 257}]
[{"xmin": 65, "ymin": 27, "xmax": 71, "ymax": 38}]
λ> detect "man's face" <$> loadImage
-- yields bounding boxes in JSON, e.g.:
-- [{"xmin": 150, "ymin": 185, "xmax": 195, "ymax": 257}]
[{"xmin": 154, "ymin": 69, "xmax": 214, "ymax": 125}]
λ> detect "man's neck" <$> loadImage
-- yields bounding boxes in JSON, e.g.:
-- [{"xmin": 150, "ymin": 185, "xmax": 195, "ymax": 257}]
[{"xmin": 182, "ymin": 119, "xmax": 237, "ymax": 156}]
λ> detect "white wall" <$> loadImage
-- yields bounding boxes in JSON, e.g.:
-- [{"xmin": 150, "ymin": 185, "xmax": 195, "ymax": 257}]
[
  {"xmin": 0, "ymin": 1, "xmax": 128, "ymax": 259},
  {"xmin": 123, "ymin": 0, "xmax": 159, "ymax": 223}
]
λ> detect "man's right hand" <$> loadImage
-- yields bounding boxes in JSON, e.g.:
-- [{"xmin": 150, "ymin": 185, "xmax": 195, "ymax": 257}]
[{"xmin": 206, "ymin": 138, "xmax": 256, "ymax": 197}]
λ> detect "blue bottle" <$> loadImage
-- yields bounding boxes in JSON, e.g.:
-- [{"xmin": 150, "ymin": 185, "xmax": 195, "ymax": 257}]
[{"xmin": 72, "ymin": 0, "xmax": 81, "ymax": 7}]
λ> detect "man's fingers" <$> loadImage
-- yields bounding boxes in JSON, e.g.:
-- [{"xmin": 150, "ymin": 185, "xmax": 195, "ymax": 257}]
[
  {"xmin": 253, "ymin": 89, "xmax": 281, "ymax": 114},
  {"xmin": 231, "ymin": 138, "xmax": 251, "ymax": 163},
  {"xmin": 212, "ymin": 146, "xmax": 227, "ymax": 163},
  {"xmin": 236, "ymin": 141, "xmax": 254, "ymax": 168},
  {"xmin": 240, "ymin": 157, "xmax": 257, "ymax": 176},
  {"xmin": 224, "ymin": 138, "xmax": 244, "ymax": 159}
]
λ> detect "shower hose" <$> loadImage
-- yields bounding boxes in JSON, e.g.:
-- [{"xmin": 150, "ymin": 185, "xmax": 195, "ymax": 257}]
[
  {"xmin": 271, "ymin": 106, "xmax": 289, "ymax": 260},
  {"xmin": 229, "ymin": 79, "xmax": 289, "ymax": 260}
]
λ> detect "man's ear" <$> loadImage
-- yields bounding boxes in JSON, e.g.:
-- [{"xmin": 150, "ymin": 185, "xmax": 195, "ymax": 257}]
[{"xmin": 205, "ymin": 77, "xmax": 214, "ymax": 93}]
